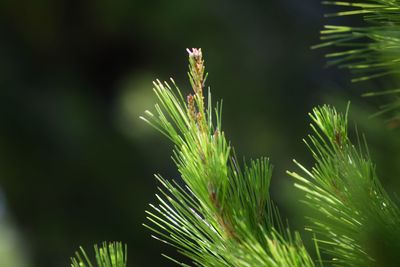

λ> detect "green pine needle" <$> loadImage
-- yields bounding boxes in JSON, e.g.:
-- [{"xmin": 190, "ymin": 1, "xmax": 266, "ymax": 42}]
[
  {"xmin": 314, "ymin": 0, "xmax": 400, "ymax": 117},
  {"xmin": 70, "ymin": 242, "xmax": 127, "ymax": 267},
  {"xmin": 142, "ymin": 48, "xmax": 317, "ymax": 266},
  {"xmin": 288, "ymin": 104, "xmax": 400, "ymax": 266}
]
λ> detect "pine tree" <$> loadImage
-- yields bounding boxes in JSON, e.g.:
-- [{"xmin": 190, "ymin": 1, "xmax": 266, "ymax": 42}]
[
  {"xmin": 69, "ymin": 1, "xmax": 400, "ymax": 266},
  {"xmin": 140, "ymin": 48, "xmax": 316, "ymax": 266},
  {"xmin": 313, "ymin": 0, "xmax": 400, "ymax": 117},
  {"xmin": 70, "ymin": 242, "xmax": 127, "ymax": 267},
  {"xmin": 288, "ymin": 104, "xmax": 400, "ymax": 266},
  {"xmin": 139, "ymin": 47, "xmax": 400, "ymax": 266}
]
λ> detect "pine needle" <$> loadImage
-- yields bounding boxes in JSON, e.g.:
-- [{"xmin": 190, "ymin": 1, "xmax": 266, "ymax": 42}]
[
  {"xmin": 315, "ymin": 0, "xmax": 400, "ymax": 117},
  {"xmin": 142, "ymin": 49, "xmax": 317, "ymax": 266}
]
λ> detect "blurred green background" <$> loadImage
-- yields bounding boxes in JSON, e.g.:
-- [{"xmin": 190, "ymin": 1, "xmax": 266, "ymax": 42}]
[{"xmin": 1, "ymin": 1, "xmax": 399, "ymax": 266}]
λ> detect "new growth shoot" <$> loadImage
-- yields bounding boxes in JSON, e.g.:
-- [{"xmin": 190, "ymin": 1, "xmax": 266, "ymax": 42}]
[{"xmin": 141, "ymin": 49, "xmax": 315, "ymax": 266}]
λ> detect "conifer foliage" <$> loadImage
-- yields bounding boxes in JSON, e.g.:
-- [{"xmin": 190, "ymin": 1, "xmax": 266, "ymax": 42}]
[
  {"xmin": 69, "ymin": 1, "xmax": 400, "ymax": 266},
  {"xmin": 288, "ymin": 105, "xmax": 400, "ymax": 266},
  {"xmin": 140, "ymin": 48, "xmax": 400, "ymax": 266},
  {"xmin": 138, "ymin": 49, "xmax": 400, "ymax": 266},
  {"xmin": 70, "ymin": 242, "xmax": 127, "ymax": 267},
  {"xmin": 313, "ymin": 0, "xmax": 400, "ymax": 116},
  {"xmin": 140, "ymin": 48, "xmax": 315, "ymax": 266}
]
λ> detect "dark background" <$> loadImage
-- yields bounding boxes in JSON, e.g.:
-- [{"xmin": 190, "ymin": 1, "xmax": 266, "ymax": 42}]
[{"xmin": 0, "ymin": 1, "xmax": 399, "ymax": 266}]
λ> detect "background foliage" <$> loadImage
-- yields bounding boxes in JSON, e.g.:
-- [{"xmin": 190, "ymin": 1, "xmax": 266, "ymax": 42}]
[{"xmin": 0, "ymin": 1, "xmax": 400, "ymax": 266}]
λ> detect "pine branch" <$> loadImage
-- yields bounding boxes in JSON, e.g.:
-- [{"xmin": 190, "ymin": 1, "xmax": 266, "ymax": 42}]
[
  {"xmin": 142, "ymin": 49, "xmax": 317, "ymax": 266},
  {"xmin": 70, "ymin": 242, "xmax": 127, "ymax": 267},
  {"xmin": 288, "ymin": 104, "xmax": 400, "ymax": 266},
  {"xmin": 314, "ymin": 0, "xmax": 400, "ymax": 117}
]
